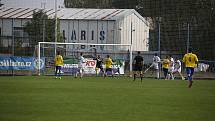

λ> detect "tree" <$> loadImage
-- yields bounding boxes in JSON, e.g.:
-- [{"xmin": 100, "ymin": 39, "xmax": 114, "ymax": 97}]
[
  {"xmin": 64, "ymin": 0, "xmax": 112, "ymax": 8},
  {"xmin": 24, "ymin": 10, "xmax": 63, "ymax": 47}
]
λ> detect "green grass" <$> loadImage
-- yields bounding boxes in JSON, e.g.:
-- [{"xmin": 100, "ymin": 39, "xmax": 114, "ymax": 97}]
[{"xmin": 0, "ymin": 76, "xmax": 214, "ymax": 121}]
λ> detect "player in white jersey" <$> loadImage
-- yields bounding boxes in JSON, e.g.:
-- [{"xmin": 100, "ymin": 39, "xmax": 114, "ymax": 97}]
[
  {"xmin": 173, "ymin": 59, "xmax": 185, "ymax": 80},
  {"xmin": 75, "ymin": 53, "xmax": 85, "ymax": 78},
  {"xmin": 168, "ymin": 55, "xmax": 175, "ymax": 80},
  {"xmin": 144, "ymin": 53, "xmax": 160, "ymax": 79}
]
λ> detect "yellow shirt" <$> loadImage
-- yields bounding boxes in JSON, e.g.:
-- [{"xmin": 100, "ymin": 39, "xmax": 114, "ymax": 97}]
[
  {"xmin": 162, "ymin": 59, "xmax": 170, "ymax": 69},
  {"xmin": 183, "ymin": 52, "xmax": 198, "ymax": 68},
  {"xmin": 105, "ymin": 57, "xmax": 113, "ymax": 68},
  {"xmin": 55, "ymin": 55, "xmax": 64, "ymax": 66}
]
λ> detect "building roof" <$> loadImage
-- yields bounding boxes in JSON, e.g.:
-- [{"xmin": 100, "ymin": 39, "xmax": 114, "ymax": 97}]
[{"xmin": 0, "ymin": 7, "xmax": 146, "ymax": 22}]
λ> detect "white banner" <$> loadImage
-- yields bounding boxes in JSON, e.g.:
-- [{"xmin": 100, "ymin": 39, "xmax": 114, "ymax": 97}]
[
  {"xmin": 83, "ymin": 59, "xmax": 97, "ymax": 74},
  {"xmin": 61, "ymin": 58, "xmax": 125, "ymax": 75}
]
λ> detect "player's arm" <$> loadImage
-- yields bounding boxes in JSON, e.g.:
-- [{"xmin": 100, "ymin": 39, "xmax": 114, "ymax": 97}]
[
  {"xmin": 54, "ymin": 57, "xmax": 57, "ymax": 65},
  {"xmin": 194, "ymin": 55, "xmax": 198, "ymax": 67},
  {"xmin": 103, "ymin": 58, "xmax": 107, "ymax": 65},
  {"xmin": 160, "ymin": 59, "xmax": 165, "ymax": 63},
  {"xmin": 60, "ymin": 56, "xmax": 64, "ymax": 64},
  {"xmin": 82, "ymin": 57, "xmax": 86, "ymax": 63},
  {"xmin": 195, "ymin": 55, "xmax": 198, "ymax": 63},
  {"xmin": 157, "ymin": 57, "xmax": 161, "ymax": 63},
  {"xmin": 182, "ymin": 55, "xmax": 186, "ymax": 63},
  {"xmin": 167, "ymin": 59, "xmax": 170, "ymax": 64},
  {"xmin": 141, "ymin": 58, "xmax": 144, "ymax": 65},
  {"xmin": 111, "ymin": 59, "xmax": 115, "ymax": 65}
]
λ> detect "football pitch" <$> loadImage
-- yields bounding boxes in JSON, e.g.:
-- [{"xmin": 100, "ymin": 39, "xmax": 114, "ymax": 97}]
[{"xmin": 0, "ymin": 76, "xmax": 214, "ymax": 121}]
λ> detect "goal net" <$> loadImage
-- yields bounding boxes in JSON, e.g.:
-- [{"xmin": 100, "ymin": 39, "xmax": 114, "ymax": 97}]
[{"xmin": 37, "ymin": 42, "xmax": 132, "ymax": 76}]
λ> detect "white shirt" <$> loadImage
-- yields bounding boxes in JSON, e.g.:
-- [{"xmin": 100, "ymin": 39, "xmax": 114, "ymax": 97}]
[
  {"xmin": 152, "ymin": 56, "xmax": 160, "ymax": 69},
  {"xmin": 78, "ymin": 56, "xmax": 85, "ymax": 68},
  {"xmin": 176, "ymin": 60, "xmax": 181, "ymax": 68},
  {"xmin": 174, "ymin": 60, "xmax": 182, "ymax": 72},
  {"xmin": 169, "ymin": 57, "xmax": 175, "ymax": 68},
  {"xmin": 168, "ymin": 57, "xmax": 175, "ymax": 72},
  {"xmin": 153, "ymin": 56, "xmax": 160, "ymax": 63}
]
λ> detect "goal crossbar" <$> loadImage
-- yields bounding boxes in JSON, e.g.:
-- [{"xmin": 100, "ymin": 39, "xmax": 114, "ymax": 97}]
[
  {"xmin": 38, "ymin": 42, "xmax": 133, "ymax": 76},
  {"xmin": 38, "ymin": 42, "xmax": 131, "ymax": 46}
]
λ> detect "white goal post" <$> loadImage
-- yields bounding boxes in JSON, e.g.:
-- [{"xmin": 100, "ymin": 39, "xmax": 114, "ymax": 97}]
[{"xmin": 38, "ymin": 42, "xmax": 133, "ymax": 76}]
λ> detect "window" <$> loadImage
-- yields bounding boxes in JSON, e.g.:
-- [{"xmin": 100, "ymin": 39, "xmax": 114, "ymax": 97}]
[
  {"xmin": 13, "ymin": 27, "xmax": 23, "ymax": 37},
  {"xmin": 81, "ymin": 45, "xmax": 85, "ymax": 49}
]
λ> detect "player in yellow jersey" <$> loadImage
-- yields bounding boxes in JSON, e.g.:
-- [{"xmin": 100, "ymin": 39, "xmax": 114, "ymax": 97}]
[
  {"xmin": 55, "ymin": 51, "xmax": 64, "ymax": 79},
  {"xmin": 104, "ymin": 55, "xmax": 114, "ymax": 78},
  {"xmin": 161, "ymin": 56, "xmax": 170, "ymax": 80},
  {"xmin": 183, "ymin": 47, "xmax": 198, "ymax": 88}
]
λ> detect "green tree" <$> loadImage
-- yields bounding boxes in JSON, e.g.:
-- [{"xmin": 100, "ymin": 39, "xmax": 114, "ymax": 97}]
[
  {"xmin": 64, "ymin": 0, "xmax": 112, "ymax": 8},
  {"xmin": 24, "ymin": 10, "xmax": 63, "ymax": 47}
]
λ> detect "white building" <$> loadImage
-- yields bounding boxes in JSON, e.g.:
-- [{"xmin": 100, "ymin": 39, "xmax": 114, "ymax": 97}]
[{"xmin": 0, "ymin": 7, "xmax": 149, "ymax": 53}]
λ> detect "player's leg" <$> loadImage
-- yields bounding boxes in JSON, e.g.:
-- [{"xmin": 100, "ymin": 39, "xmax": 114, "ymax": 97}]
[
  {"xmin": 169, "ymin": 68, "xmax": 174, "ymax": 80},
  {"xmin": 117, "ymin": 67, "xmax": 120, "ymax": 76},
  {"xmin": 104, "ymin": 68, "xmax": 108, "ymax": 78},
  {"xmin": 80, "ymin": 67, "xmax": 84, "ymax": 78},
  {"xmin": 140, "ymin": 65, "xmax": 143, "ymax": 82},
  {"xmin": 75, "ymin": 67, "xmax": 80, "ymax": 78},
  {"xmin": 190, "ymin": 68, "xmax": 194, "ymax": 80},
  {"xmin": 140, "ymin": 71, "xmax": 143, "ymax": 82},
  {"xmin": 144, "ymin": 63, "xmax": 153, "ymax": 73},
  {"xmin": 167, "ymin": 69, "xmax": 171, "ymax": 80},
  {"xmin": 173, "ymin": 68, "xmax": 184, "ymax": 80},
  {"xmin": 154, "ymin": 63, "xmax": 160, "ymax": 79},
  {"xmin": 155, "ymin": 69, "xmax": 159, "ymax": 79},
  {"xmin": 95, "ymin": 67, "xmax": 99, "ymax": 76},
  {"xmin": 167, "ymin": 73, "xmax": 170, "ymax": 80},
  {"xmin": 163, "ymin": 68, "xmax": 168, "ymax": 80},
  {"xmin": 105, "ymin": 68, "xmax": 113, "ymax": 78},
  {"xmin": 179, "ymin": 71, "xmax": 185, "ymax": 80},
  {"xmin": 58, "ymin": 66, "xmax": 62, "ymax": 79},
  {"xmin": 100, "ymin": 67, "xmax": 104, "ymax": 77},
  {"xmin": 186, "ymin": 67, "xmax": 193, "ymax": 88},
  {"xmin": 189, "ymin": 68, "xmax": 194, "ymax": 87},
  {"xmin": 55, "ymin": 66, "xmax": 58, "ymax": 78},
  {"xmin": 186, "ymin": 67, "xmax": 192, "ymax": 81},
  {"xmin": 111, "ymin": 68, "xmax": 114, "ymax": 77},
  {"xmin": 170, "ymin": 72, "xmax": 174, "ymax": 80},
  {"xmin": 133, "ymin": 65, "xmax": 137, "ymax": 81}
]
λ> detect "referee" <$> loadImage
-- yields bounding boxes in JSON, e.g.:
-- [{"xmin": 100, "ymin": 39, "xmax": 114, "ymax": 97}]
[{"xmin": 133, "ymin": 51, "xmax": 144, "ymax": 82}]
